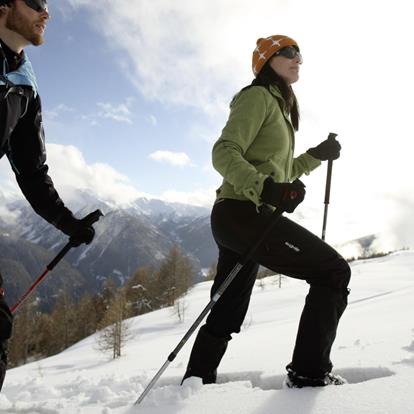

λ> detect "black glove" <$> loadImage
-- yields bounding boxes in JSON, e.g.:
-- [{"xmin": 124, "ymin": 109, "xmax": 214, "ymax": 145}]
[
  {"xmin": 56, "ymin": 210, "xmax": 95, "ymax": 247},
  {"xmin": 307, "ymin": 137, "xmax": 341, "ymax": 161},
  {"xmin": 261, "ymin": 177, "xmax": 306, "ymax": 213}
]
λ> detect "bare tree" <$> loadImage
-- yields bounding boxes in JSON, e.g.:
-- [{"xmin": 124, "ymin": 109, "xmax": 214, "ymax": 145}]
[
  {"xmin": 47, "ymin": 287, "xmax": 77, "ymax": 354},
  {"xmin": 257, "ymin": 267, "xmax": 284, "ymax": 288},
  {"xmin": 8, "ymin": 298, "xmax": 40, "ymax": 366},
  {"xmin": 173, "ymin": 298, "xmax": 188, "ymax": 323},
  {"xmin": 72, "ymin": 294, "xmax": 100, "ymax": 341},
  {"xmin": 154, "ymin": 245, "xmax": 194, "ymax": 307},
  {"xmin": 96, "ymin": 289, "xmax": 131, "ymax": 359}
]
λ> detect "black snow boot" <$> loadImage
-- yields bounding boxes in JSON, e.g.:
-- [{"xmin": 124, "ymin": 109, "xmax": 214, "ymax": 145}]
[
  {"xmin": 181, "ymin": 325, "xmax": 229, "ymax": 385},
  {"xmin": 284, "ymin": 365, "xmax": 347, "ymax": 388}
]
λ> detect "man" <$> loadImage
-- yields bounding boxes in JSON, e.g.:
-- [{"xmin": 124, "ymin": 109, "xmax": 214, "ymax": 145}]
[{"xmin": 0, "ymin": 0, "xmax": 96, "ymax": 390}]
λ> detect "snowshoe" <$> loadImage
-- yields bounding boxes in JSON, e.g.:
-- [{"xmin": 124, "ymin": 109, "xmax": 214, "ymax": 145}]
[{"xmin": 284, "ymin": 368, "xmax": 347, "ymax": 388}]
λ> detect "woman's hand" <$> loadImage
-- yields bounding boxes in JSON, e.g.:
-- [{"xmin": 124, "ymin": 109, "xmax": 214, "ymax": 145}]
[
  {"xmin": 261, "ymin": 178, "xmax": 306, "ymax": 213},
  {"xmin": 307, "ymin": 137, "xmax": 341, "ymax": 161}
]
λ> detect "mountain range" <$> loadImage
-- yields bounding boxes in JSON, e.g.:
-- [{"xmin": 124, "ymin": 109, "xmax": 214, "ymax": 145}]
[
  {"xmin": 0, "ymin": 191, "xmax": 216, "ymax": 310},
  {"xmin": 0, "ymin": 190, "xmax": 383, "ymax": 311}
]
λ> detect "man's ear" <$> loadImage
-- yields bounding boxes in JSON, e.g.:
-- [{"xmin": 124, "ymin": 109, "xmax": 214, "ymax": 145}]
[
  {"xmin": 0, "ymin": 1, "xmax": 11, "ymax": 11},
  {"xmin": 0, "ymin": 4, "xmax": 10, "ymax": 17}
]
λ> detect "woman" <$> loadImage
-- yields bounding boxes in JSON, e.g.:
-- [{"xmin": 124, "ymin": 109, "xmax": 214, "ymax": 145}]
[{"xmin": 182, "ymin": 35, "xmax": 351, "ymax": 388}]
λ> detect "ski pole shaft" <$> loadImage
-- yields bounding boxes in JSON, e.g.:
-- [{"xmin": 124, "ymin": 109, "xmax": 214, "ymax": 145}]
[
  {"xmin": 135, "ymin": 207, "xmax": 284, "ymax": 405},
  {"xmin": 10, "ymin": 243, "xmax": 71, "ymax": 313},
  {"xmin": 10, "ymin": 209, "xmax": 103, "ymax": 314},
  {"xmin": 321, "ymin": 133, "xmax": 337, "ymax": 241}
]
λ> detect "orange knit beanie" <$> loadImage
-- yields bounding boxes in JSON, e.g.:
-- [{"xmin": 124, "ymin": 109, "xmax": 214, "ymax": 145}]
[{"xmin": 252, "ymin": 35, "xmax": 299, "ymax": 77}]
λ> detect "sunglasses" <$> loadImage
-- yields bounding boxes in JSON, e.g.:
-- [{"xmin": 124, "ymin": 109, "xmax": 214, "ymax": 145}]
[
  {"xmin": 275, "ymin": 46, "xmax": 303, "ymax": 63},
  {"xmin": 22, "ymin": 0, "xmax": 48, "ymax": 13}
]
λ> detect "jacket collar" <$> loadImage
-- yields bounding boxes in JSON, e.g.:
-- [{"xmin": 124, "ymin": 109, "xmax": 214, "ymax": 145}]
[
  {"xmin": 0, "ymin": 39, "xmax": 25, "ymax": 73},
  {"xmin": 268, "ymin": 84, "xmax": 292, "ymax": 120}
]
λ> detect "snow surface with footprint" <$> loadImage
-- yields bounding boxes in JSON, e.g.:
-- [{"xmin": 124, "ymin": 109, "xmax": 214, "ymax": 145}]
[{"xmin": 1, "ymin": 250, "xmax": 414, "ymax": 413}]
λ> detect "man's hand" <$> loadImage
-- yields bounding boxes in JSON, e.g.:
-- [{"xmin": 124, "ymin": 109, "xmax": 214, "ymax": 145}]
[{"xmin": 56, "ymin": 211, "xmax": 97, "ymax": 246}]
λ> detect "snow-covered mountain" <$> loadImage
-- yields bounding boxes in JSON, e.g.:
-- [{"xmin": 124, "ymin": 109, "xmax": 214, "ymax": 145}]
[
  {"xmin": 1, "ymin": 250, "xmax": 414, "ymax": 413},
  {"xmin": 0, "ymin": 233, "xmax": 85, "ymax": 310},
  {"xmin": 0, "ymin": 192, "xmax": 215, "ymax": 308},
  {"xmin": 0, "ymin": 189, "xmax": 396, "ymax": 310}
]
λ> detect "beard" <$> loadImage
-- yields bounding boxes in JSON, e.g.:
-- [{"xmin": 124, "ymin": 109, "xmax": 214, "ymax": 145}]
[{"xmin": 5, "ymin": 6, "xmax": 45, "ymax": 46}]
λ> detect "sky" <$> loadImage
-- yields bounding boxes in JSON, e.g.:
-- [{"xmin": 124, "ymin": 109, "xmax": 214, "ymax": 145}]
[
  {"xmin": 1, "ymin": 0, "xmax": 414, "ymax": 248},
  {"xmin": 1, "ymin": 250, "xmax": 414, "ymax": 413}
]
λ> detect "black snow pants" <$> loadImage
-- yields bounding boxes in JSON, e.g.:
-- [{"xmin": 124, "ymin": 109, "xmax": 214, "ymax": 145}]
[
  {"xmin": 203, "ymin": 199, "xmax": 351, "ymax": 378},
  {"xmin": 0, "ymin": 272, "xmax": 13, "ymax": 391}
]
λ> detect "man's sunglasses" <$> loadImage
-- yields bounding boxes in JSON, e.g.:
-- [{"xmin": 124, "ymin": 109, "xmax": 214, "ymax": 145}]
[
  {"xmin": 22, "ymin": 0, "xmax": 48, "ymax": 13},
  {"xmin": 275, "ymin": 46, "xmax": 303, "ymax": 63}
]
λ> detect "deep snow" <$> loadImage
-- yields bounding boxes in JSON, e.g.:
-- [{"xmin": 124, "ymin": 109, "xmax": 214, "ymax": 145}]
[{"xmin": 1, "ymin": 250, "xmax": 414, "ymax": 413}]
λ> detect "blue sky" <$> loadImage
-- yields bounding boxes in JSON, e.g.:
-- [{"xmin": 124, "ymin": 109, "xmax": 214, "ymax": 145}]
[
  {"xmin": 1, "ymin": 0, "xmax": 414, "ymax": 250},
  {"xmin": 30, "ymin": 2, "xmax": 220, "ymax": 201}
]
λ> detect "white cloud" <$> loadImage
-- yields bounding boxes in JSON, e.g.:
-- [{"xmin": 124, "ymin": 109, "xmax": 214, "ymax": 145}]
[
  {"xmin": 45, "ymin": 143, "xmax": 145, "ymax": 205},
  {"xmin": 0, "ymin": 144, "xmax": 215, "ymax": 210},
  {"xmin": 96, "ymin": 102, "xmax": 133, "ymax": 124},
  {"xmin": 64, "ymin": 0, "xmax": 264, "ymax": 119},
  {"xmin": 44, "ymin": 103, "xmax": 75, "ymax": 121},
  {"xmin": 160, "ymin": 187, "xmax": 215, "ymax": 207},
  {"xmin": 95, "ymin": 97, "xmax": 135, "ymax": 124},
  {"xmin": 147, "ymin": 115, "xmax": 157, "ymax": 126},
  {"xmin": 149, "ymin": 150, "xmax": 193, "ymax": 167},
  {"xmin": 53, "ymin": 0, "xmax": 414, "ymax": 249},
  {"xmin": 0, "ymin": 186, "xmax": 20, "ymax": 225},
  {"xmin": 50, "ymin": 98, "xmax": 136, "ymax": 126}
]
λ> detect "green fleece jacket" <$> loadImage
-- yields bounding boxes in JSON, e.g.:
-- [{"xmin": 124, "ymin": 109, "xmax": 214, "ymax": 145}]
[{"xmin": 212, "ymin": 84, "xmax": 321, "ymax": 206}]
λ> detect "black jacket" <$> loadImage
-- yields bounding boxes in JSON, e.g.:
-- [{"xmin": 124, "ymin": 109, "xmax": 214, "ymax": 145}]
[{"xmin": 0, "ymin": 40, "xmax": 73, "ymax": 230}]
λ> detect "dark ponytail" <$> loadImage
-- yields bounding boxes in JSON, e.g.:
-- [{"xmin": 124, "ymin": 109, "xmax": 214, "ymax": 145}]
[{"xmin": 250, "ymin": 60, "xmax": 300, "ymax": 131}]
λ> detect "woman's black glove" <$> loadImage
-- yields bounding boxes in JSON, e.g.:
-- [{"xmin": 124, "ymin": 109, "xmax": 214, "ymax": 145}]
[
  {"xmin": 307, "ymin": 137, "xmax": 341, "ymax": 161},
  {"xmin": 56, "ymin": 210, "xmax": 95, "ymax": 247},
  {"xmin": 261, "ymin": 177, "xmax": 306, "ymax": 213}
]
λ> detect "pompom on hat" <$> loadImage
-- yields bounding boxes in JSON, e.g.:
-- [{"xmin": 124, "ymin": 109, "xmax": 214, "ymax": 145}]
[{"xmin": 252, "ymin": 35, "xmax": 299, "ymax": 77}]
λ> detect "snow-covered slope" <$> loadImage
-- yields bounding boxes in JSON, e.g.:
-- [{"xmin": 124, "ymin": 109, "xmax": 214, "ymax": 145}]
[{"xmin": 1, "ymin": 251, "xmax": 414, "ymax": 413}]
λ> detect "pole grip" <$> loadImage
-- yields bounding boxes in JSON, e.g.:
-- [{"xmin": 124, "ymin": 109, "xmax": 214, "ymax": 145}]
[
  {"xmin": 48, "ymin": 210, "xmax": 103, "ymax": 270},
  {"xmin": 82, "ymin": 209, "xmax": 104, "ymax": 226},
  {"xmin": 327, "ymin": 132, "xmax": 337, "ymax": 141}
]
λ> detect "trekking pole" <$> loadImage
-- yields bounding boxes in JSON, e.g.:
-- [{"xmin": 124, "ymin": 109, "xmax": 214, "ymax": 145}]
[
  {"xmin": 10, "ymin": 209, "xmax": 103, "ymax": 314},
  {"xmin": 321, "ymin": 132, "xmax": 338, "ymax": 241},
  {"xmin": 135, "ymin": 207, "xmax": 285, "ymax": 405}
]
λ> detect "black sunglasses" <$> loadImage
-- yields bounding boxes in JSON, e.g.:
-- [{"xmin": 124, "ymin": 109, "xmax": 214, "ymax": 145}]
[
  {"xmin": 275, "ymin": 46, "xmax": 303, "ymax": 63},
  {"xmin": 22, "ymin": 0, "xmax": 48, "ymax": 13}
]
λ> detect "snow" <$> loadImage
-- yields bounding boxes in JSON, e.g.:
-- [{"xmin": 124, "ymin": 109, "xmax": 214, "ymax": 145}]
[{"xmin": 1, "ymin": 250, "xmax": 414, "ymax": 413}]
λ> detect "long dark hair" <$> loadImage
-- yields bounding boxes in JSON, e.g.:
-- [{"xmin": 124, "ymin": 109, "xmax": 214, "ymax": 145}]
[{"xmin": 250, "ymin": 59, "xmax": 300, "ymax": 131}]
